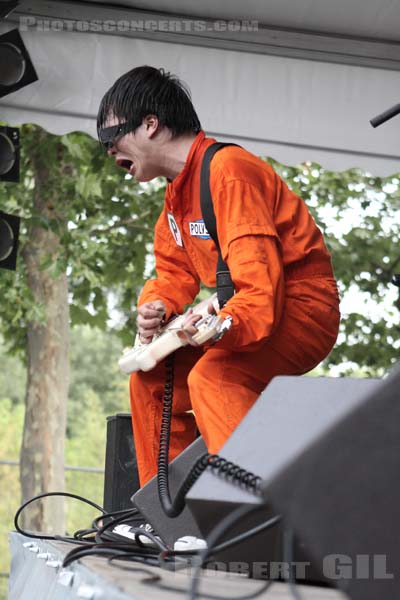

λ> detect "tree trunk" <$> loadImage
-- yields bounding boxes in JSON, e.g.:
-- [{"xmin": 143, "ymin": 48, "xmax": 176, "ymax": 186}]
[{"xmin": 19, "ymin": 138, "xmax": 69, "ymax": 534}]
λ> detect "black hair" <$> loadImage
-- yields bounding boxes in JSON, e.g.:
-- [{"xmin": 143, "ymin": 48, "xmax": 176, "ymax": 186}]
[{"xmin": 97, "ymin": 65, "xmax": 202, "ymax": 138}]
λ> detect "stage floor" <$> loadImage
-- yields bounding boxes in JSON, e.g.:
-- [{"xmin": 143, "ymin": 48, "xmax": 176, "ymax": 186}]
[{"xmin": 9, "ymin": 532, "xmax": 349, "ymax": 600}]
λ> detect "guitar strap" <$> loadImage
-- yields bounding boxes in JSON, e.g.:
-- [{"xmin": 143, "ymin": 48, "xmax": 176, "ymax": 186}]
[{"xmin": 200, "ymin": 142, "xmax": 239, "ymax": 308}]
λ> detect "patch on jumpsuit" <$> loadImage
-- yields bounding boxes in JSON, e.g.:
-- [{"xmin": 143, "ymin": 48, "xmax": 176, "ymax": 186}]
[{"xmin": 167, "ymin": 212, "xmax": 183, "ymax": 247}]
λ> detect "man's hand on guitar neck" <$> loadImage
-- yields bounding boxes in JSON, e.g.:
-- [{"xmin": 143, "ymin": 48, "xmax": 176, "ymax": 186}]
[{"xmin": 137, "ymin": 300, "xmax": 167, "ymax": 344}]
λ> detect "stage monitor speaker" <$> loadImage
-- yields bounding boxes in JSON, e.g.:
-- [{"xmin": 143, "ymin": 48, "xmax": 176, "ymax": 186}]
[
  {"xmin": 132, "ymin": 435, "xmax": 280, "ymax": 578},
  {"xmin": 265, "ymin": 365, "xmax": 400, "ymax": 599},
  {"xmin": 132, "ymin": 436, "xmax": 206, "ymax": 546},
  {"xmin": 185, "ymin": 375, "xmax": 381, "ymax": 580},
  {"xmin": 103, "ymin": 413, "xmax": 140, "ymax": 512}
]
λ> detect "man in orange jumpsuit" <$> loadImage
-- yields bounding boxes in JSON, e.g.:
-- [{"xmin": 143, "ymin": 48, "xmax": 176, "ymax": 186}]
[{"xmin": 98, "ymin": 66, "xmax": 340, "ymax": 486}]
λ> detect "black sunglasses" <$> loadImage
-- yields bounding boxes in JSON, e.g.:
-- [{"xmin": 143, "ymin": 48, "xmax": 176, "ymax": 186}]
[{"xmin": 98, "ymin": 122, "xmax": 135, "ymax": 150}]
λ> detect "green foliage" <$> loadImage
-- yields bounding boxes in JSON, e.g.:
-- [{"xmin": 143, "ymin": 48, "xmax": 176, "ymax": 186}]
[
  {"xmin": 0, "ymin": 400, "xmax": 24, "ymax": 587},
  {"xmin": 0, "ymin": 344, "xmax": 26, "ymax": 408},
  {"xmin": 68, "ymin": 324, "xmax": 129, "ymax": 437},
  {"xmin": 0, "ymin": 125, "xmax": 164, "ymax": 358}
]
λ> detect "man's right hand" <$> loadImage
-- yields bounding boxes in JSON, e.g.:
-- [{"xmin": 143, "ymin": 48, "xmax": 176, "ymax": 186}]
[{"xmin": 136, "ymin": 301, "xmax": 167, "ymax": 344}]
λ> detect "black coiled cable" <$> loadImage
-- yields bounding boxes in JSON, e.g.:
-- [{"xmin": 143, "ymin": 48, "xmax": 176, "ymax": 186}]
[
  {"xmin": 157, "ymin": 353, "xmax": 178, "ymax": 516},
  {"xmin": 157, "ymin": 353, "xmax": 262, "ymax": 518},
  {"xmin": 207, "ymin": 454, "xmax": 262, "ymax": 494}
]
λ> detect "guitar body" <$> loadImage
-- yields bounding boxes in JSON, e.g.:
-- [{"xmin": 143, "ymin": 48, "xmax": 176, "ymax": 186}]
[{"xmin": 118, "ymin": 293, "xmax": 219, "ymax": 374}]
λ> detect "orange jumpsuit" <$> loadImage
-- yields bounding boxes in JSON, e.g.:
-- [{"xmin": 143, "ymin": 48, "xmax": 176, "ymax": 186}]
[{"xmin": 130, "ymin": 131, "xmax": 340, "ymax": 486}]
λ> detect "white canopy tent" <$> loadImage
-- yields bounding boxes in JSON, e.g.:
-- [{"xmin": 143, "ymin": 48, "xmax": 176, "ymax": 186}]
[{"xmin": 1, "ymin": 0, "xmax": 400, "ymax": 174}]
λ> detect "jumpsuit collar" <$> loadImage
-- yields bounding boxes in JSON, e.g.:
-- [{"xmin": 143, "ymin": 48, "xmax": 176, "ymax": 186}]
[{"xmin": 167, "ymin": 130, "xmax": 206, "ymax": 199}]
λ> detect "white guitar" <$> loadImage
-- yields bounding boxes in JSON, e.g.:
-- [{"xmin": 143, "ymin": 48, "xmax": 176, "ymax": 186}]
[{"xmin": 118, "ymin": 294, "xmax": 220, "ymax": 374}]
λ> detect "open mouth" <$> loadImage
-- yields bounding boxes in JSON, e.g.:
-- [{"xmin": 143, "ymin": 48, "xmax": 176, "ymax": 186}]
[{"xmin": 116, "ymin": 158, "xmax": 134, "ymax": 173}]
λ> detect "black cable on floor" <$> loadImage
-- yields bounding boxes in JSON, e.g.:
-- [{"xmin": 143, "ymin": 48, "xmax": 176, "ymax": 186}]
[{"xmin": 14, "ymin": 491, "xmax": 106, "ymax": 542}]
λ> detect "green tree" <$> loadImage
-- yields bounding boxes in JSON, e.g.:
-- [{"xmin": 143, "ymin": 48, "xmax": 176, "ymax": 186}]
[{"xmin": 0, "ymin": 124, "xmax": 163, "ymax": 531}]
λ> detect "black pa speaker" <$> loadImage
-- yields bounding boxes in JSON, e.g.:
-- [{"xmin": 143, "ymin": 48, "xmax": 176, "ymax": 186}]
[
  {"xmin": 0, "ymin": 126, "xmax": 20, "ymax": 182},
  {"xmin": 0, "ymin": 210, "xmax": 20, "ymax": 270},
  {"xmin": 185, "ymin": 375, "xmax": 381, "ymax": 580},
  {"xmin": 0, "ymin": 29, "xmax": 38, "ymax": 99},
  {"xmin": 103, "ymin": 414, "xmax": 140, "ymax": 512},
  {"xmin": 265, "ymin": 365, "xmax": 400, "ymax": 599}
]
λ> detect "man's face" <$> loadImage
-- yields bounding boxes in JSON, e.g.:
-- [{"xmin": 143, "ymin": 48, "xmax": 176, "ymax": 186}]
[{"xmin": 102, "ymin": 115, "xmax": 161, "ymax": 183}]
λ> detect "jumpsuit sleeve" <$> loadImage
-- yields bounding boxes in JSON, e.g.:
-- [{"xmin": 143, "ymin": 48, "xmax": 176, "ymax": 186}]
[
  {"xmin": 211, "ymin": 179, "xmax": 285, "ymax": 351},
  {"xmin": 138, "ymin": 212, "xmax": 200, "ymax": 319}
]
